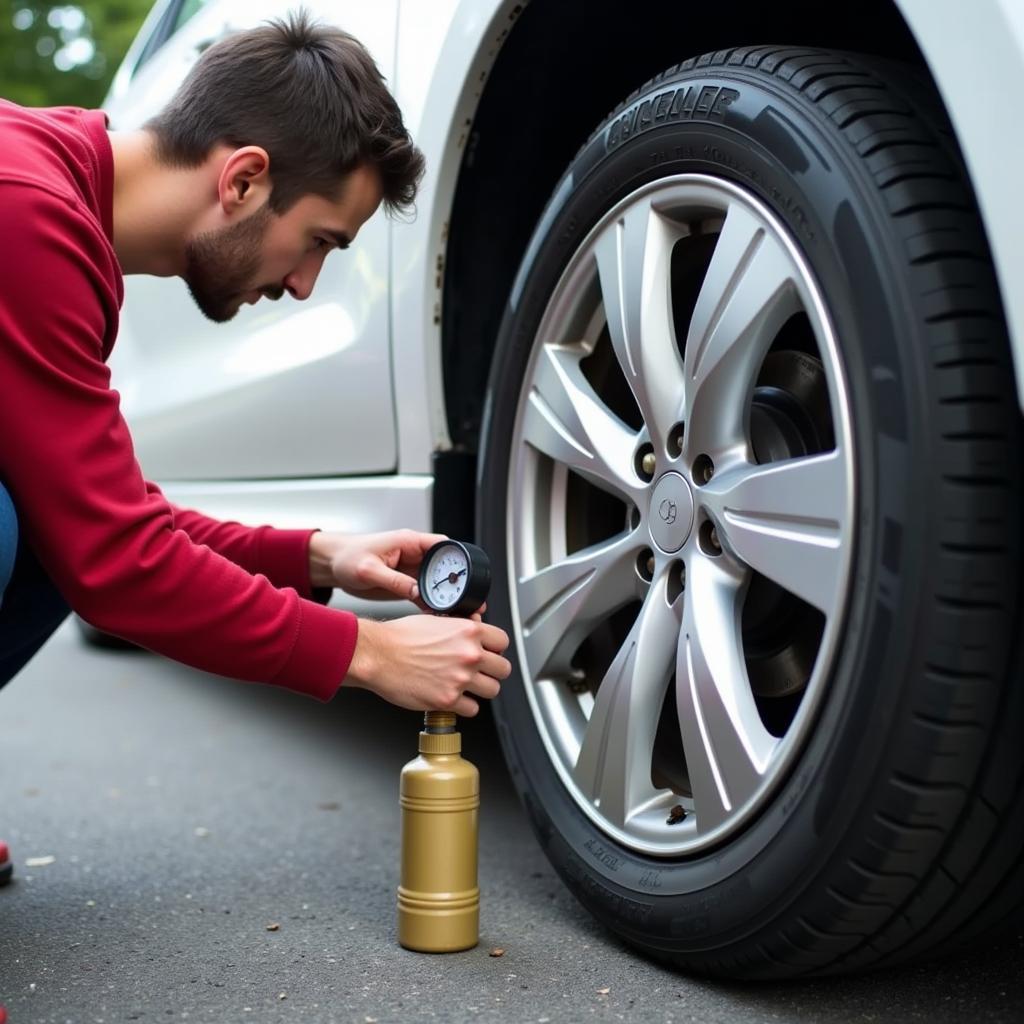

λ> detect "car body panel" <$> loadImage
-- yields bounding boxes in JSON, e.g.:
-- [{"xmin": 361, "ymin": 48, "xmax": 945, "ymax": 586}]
[{"xmin": 103, "ymin": 0, "xmax": 400, "ymax": 480}]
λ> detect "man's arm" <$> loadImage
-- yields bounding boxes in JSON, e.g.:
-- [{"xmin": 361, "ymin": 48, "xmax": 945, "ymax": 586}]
[
  {"xmin": 0, "ymin": 185, "xmax": 353, "ymax": 699},
  {"xmin": 147, "ymin": 483, "xmax": 323, "ymax": 598}
]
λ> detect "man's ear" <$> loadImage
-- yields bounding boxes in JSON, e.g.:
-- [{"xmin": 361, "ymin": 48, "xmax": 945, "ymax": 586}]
[{"xmin": 217, "ymin": 146, "xmax": 271, "ymax": 215}]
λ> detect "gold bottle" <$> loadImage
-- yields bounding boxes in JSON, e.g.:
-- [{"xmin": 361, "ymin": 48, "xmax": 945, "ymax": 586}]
[{"xmin": 397, "ymin": 710, "xmax": 479, "ymax": 952}]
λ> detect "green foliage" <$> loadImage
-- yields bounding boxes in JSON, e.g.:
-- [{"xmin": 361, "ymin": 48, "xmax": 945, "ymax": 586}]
[{"xmin": 0, "ymin": 2, "xmax": 153, "ymax": 109}]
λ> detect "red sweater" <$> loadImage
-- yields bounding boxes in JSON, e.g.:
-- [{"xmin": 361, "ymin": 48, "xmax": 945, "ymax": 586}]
[{"xmin": 0, "ymin": 101, "xmax": 358, "ymax": 700}]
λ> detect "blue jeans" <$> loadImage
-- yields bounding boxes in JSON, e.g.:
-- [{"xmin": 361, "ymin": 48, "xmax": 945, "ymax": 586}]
[{"xmin": 0, "ymin": 481, "xmax": 70, "ymax": 689}]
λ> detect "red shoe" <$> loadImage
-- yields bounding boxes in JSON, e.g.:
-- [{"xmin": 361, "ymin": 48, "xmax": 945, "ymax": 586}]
[{"xmin": 0, "ymin": 840, "xmax": 12, "ymax": 886}]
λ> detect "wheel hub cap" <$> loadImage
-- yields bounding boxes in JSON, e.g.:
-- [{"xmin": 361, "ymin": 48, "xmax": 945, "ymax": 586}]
[{"xmin": 649, "ymin": 473, "xmax": 694, "ymax": 553}]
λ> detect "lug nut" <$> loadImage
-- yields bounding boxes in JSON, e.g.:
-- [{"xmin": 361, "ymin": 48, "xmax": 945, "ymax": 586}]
[
  {"xmin": 699, "ymin": 520, "xmax": 722, "ymax": 556},
  {"xmin": 693, "ymin": 454, "xmax": 714, "ymax": 485},
  {"xmin": 637, "ymin": 549, "xmax": 655, "ymax": 581},
  {"xmin": 669, "ymin": 423, "xmax": 685, "ymax": 457},
  {"xmin": 635, "ymin": 443, "xmax": 656, "ymax": 482},
  {"xmin": 568, "ymin": 667, "xmax": 588, "ymax": 694}
]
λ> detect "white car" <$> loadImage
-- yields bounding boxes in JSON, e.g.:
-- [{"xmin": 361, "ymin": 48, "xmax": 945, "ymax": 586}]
[{"xmin": 103, "ymin": 0, "xmax": 1024, "ymax": 978}]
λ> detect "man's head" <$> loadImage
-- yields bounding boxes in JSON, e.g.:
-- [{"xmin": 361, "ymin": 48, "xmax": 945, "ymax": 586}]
[{"xmin": 146, "ymin": 11, "xmax": 424, "ymax": 322}]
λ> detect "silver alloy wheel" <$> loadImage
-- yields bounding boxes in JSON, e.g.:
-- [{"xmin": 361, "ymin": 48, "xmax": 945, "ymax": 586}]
[{"xmin": 507, "ymin": 175, "xmax": 855, "ymax": 856}]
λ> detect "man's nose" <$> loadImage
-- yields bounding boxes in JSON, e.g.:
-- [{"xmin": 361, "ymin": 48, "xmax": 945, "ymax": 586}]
[{"xmin": 283, "ymin": 254, "xmax": 325, "ymax": 302}]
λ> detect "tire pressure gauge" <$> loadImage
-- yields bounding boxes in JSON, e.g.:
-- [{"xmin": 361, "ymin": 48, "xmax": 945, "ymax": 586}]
[{"xmin": 418, "ymin": 540, "xmax": 491, "ymax": 616}]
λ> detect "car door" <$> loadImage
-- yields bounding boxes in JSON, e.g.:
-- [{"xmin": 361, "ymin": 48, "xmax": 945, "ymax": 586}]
[{"xmin": 103, "ymin": 0, "xmax": 399, "ymax": 481}]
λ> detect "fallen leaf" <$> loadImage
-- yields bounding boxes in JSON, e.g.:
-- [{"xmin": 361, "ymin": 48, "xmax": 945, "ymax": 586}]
[
  {"xmin": 266, "ymin": 923, "xmax": 280, "ymax": 932},
  {"xmin": 597, "ymin": 986, "xmax": 610, "ymax": 995},
  {"xmin": 489, "ymin": 948, "xmax": 505, "ymax": 957},
  {"xmin": 25, "ymin": 856, "xmax": 55, "ymax": 868}
]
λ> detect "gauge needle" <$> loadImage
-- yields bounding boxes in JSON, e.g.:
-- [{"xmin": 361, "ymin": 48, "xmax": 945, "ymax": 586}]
[{"xmin": 432, "ymin": 568, "xmax": 467, "ymax": 590}]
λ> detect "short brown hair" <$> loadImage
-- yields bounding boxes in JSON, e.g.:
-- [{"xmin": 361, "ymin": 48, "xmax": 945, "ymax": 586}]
[{"xmin": 146, "ymin": 9, "xmax": 424, "ymax": 215}]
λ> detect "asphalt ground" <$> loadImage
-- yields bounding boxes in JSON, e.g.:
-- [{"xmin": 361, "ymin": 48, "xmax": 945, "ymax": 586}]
[{"xmin": 0, "ymin": 621, "xmax": 1021, "ymax": 1023}]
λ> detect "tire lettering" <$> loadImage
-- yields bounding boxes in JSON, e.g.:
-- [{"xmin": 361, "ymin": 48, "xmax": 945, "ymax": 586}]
[
  {"xmin": 638, "ymin": 869, "xmax": 663, "ymax": 890},
  {"xmin": 669, "ymin": 85, "xmax": 697, "ymax": 119},
  {"xmin": 702, "ymin": 144, "xmax": 815, "ymax": 242},
  {"xmin": 694, "ymin": 85, "xmax": 719, "ymax": 116},
  {"xmin": 584, "ymin": 837, "xmax": 622, "ymax": 871},
  {"xmin": 636, "ymin": 98, "xmax": 655, "ymax": 131},
  {"xmin": 566, "ymin": 854, "xmax": 653, "ymax": 925},
  {"xmin": 712, "ymin": 87, "xmax": 739, "ymax": 118},
  {"xmin": 653, "ymin": 91, "xmax": 674, "ymax": 122},
  {"xmin": 606, "ymin": 84, "xmax": 741, "ymax": 152}
]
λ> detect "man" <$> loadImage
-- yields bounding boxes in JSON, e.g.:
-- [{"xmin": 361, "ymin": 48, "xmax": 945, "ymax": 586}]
[{"xmin": 0, "ymin": 12, "xmax": 511, "ymax": 885}]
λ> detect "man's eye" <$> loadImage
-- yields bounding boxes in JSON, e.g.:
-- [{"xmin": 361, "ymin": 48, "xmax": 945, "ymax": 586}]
[{"xmin": 313, "ymin": 237, "xmax": 331, "ymax": 251}]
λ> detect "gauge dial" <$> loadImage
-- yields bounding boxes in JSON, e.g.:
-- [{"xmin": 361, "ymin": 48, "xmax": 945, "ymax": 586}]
[{"xmin": 418, "ymin": 540, "xmax": 491, "ymax": 615}]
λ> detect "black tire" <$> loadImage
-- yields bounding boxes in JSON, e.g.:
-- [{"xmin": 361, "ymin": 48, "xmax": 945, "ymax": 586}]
[{"xmin": 478, "ymin": 46, "xmax": 1024, "ymax": 978}]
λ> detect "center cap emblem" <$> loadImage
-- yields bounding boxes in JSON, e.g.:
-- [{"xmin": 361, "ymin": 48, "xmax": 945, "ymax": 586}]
[{"xmin": 649, "ymin": 473, "xmax": 694, "ymax": 553}]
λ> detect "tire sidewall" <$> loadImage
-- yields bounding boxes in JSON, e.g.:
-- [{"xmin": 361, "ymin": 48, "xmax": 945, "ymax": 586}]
[{"xmin": 479, "ymin": 64, "xmax": 929, "ymax": 951}]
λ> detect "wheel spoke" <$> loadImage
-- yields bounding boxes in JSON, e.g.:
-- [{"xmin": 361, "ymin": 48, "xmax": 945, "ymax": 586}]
[
  {"xmin": 519, "ymin": 531, "xmax": 640, "ymax": 679},
  {"xmin": 683, "ymin": 202, "xmax": 801, "ymax": 457},
  {"xmin": 704, "ymin": 450, "xmax": 849, "ymax": 614},
  {"xmin": 522, "ymin": 344, "xmax": 640, "ymax": 499},
  {"xmin": 573, "ymin": 572, "xmax": 682, "ymax": 828},
  {"xmin": 676, "ymin": 555, "xmax": 778, "ymax": 834},
  {"xmin": 594, "ymin": 198, "xmax": 686, "ymax": 448}
]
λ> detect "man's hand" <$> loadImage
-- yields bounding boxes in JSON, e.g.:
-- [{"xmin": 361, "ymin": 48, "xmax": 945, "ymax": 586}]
[
  {"xmin": 309, "ymin": 529, "xmax": 446, "ymax": 602},
  {"xmin": 345, "ymin": 611, "xmax": 511, "ymax": 717}
]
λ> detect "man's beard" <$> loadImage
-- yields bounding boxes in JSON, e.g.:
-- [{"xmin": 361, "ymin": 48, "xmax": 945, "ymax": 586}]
[{"xmin": 183, "ymin": 205, "xmax": 282, "ymax": 323}]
